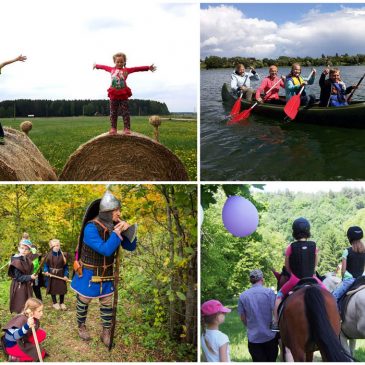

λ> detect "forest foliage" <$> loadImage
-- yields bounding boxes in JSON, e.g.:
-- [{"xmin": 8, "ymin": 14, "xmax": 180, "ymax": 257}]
[
  {"xmin": 0, "ymin": 99, "xmax": 169, "ymax": 118},
  {"xmin": 201, "ymin": 185, "xmax": 365, "ymax": 302},
  {"xmin": 0, "ymin": 184, "xmax": 197, "ymax": 361}
]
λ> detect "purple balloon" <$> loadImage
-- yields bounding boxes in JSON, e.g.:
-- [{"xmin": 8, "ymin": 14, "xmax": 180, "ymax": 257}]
[{"xmin": 222, "ymin": 196, "xmax": 259, "ymax": 237}]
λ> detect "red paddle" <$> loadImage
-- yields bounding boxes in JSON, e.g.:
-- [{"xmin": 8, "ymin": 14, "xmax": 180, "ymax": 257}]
[
  {"xmin": 228, "ymin": 78, "xmax": 283, "ymax": 124},
  {"xmin": 284, "ymin": 70, "xmax": 314, "ymax": 120},
  {"xmin": 230, "ymin": 91, "xmax": 243, "ymax": 116}
]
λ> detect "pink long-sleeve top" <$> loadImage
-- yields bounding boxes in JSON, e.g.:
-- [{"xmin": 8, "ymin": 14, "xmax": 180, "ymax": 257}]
[
  {"xmin": 255, "ymin": 76, "xmax": 284, "ymax": 101},
  {"xmin": 95, "ymin": 65, "xmax": 150, "ymax": 100}
]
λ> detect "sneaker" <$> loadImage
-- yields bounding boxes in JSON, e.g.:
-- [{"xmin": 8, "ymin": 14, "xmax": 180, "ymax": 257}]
[
  {"xmin": 60, "ymin": 303, "xmax": 67, "ymax": 310},
  {"xmin": 0, "ymin": 136, "xmax": 4, "ymax": 145},
  {"xmin": 53, "ymin": 303, "xmax": 61, "ymax": 310},
  {"xmin": 271, "ymin": 321, "xmax": 280, "ymax": 332},
  {"xmin": 109, "ymin": 127, "xmax": 117, "ymax": 135},
  {"xmin": 8, "ymin": 356, "xmax": 21, "ymax": 362},
  {"xmin": 123, "ymin": 128, "xmax": 131, "ymax": 135}
]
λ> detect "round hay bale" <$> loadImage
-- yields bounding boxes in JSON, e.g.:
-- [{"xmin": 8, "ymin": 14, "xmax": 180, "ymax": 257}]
[
  {"xmin": 149, "ymin": 115, "xmax": 162, "ymax": 127},
  {"xmin": 59, "ymin": 132, "xmax": 189, "ymax": 181},
  {"xmin": 0, "ymin": 127, "xmax": 57, "ymax": 181},
  {"xmin": 20, "ymin": 121, "xmax": 33, "ymax": 135}
]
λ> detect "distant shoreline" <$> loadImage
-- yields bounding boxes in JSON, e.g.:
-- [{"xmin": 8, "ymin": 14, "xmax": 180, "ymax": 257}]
[{"xmin": 201, "ymin": 54, "xmax": 365, "ymax": 70}]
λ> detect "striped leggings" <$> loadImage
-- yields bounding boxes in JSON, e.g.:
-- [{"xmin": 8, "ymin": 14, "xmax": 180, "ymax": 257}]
[{"xmin": 110, "ymin": 99, "xmax": 130, "ymax": 129}]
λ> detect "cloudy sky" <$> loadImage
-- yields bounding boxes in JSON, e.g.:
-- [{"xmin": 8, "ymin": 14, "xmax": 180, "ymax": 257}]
[
  {"xmin": 0, "ymin": 0, "xmax": 198, "ymax": 112},
  {"xmin": 201, "ymin": 3, "xmax": 365, "ymax": 59}
]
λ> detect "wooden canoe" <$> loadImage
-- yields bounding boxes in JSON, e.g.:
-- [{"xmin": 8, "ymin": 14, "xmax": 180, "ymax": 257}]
[{"xmin": 222, "ymin": 83, "xmax": 365, "ymax": 128}]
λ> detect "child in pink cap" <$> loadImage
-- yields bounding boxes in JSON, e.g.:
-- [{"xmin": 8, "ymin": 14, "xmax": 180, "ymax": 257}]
[{"xmin": 201, "ymin": 299, "xmax": 231, "ymax": 362}]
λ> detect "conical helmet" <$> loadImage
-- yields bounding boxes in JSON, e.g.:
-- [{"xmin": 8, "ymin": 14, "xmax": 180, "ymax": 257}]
[{"xmin": 99, "ymin": 190, "xmax": 121, "ymax": 212}]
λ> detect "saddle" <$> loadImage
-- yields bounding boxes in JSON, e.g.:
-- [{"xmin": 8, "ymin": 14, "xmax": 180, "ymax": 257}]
[
  {"xmin": 338, "ymin": 276, "xmax": 365, "ymax": 321},
  {"xmin": 278, "ymin": 278, "xmax": 319, "ymax": 321}
]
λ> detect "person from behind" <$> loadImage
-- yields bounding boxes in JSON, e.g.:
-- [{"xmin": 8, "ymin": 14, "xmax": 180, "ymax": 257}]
[
  {"xmin": 332, "ymin": 226, "xmax": 365, "ymax": 301},
  {"xmin": 237, "ymin": 269, "xmax": 278, "ymax": 362},
  {"xmin": 271, "ymin": 217, "xmax": 326, "ymax": 331},
  {"xmin": 201, "ymin": 299, "xmax": 231, "ymax": 362}
]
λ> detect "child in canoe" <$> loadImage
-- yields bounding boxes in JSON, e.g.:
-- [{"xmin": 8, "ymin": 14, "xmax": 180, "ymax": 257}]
[
  {"xmin": 255, "ymin": 65, "xmax": 285, "ymax": 105},
  {"xmin": 319, "ymin": 67, "xmax": 357, "ymax": 107},
  {"xmin": 285, "ymin": 63, "xmax": 316, "ymax": 106}
]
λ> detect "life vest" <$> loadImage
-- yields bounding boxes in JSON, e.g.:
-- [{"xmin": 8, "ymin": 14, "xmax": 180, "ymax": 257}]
[
  {"xmin": 289, "ymin": 240, "xmax": 316, "ymax": 279},
  {"xmin": 286, "ymin": 75, "xmax": 306, "ymax": 96},
  {"xmin": 329, "ymin": 82, "xmax": 348, "ymax": 107},
  {"xmin": 346, "ymin": 247, "xmax": 365, "ymax": 278}
]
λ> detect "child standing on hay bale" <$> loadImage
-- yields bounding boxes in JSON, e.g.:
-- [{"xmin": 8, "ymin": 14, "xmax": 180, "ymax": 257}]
[
  {"xmin": 8, "ymin": 239, "xmax": 37, "ymax": 314},
  {"xmin": 0, "ymin": 54, "xmax": 27, "ymax": 145},
  {"xmin": 2, "ymin": 298, "xmax": 47, "ymax": 362},
  {"xmin": 43, "ymin": 239, "xmax": 69, "ymax": 310},
  {"xmin": 94, "ymin": 52, "xmax": 156, "ymax": 135}
]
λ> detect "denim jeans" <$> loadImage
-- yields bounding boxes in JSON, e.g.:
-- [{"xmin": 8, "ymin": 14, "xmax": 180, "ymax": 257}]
[{"xmin": 332, "ymin": 277, "xmax": 355, "ymax": 301}]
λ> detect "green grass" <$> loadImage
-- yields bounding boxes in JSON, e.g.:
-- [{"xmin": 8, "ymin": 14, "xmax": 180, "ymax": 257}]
[
  {"xmin": 202, "ymin": 298, "xmax": 365, "ymax": 362},
  {"xmin": 0, "ymin": 279, "xmax": 196, "ymax": 362},
  {"xmin": 2, "ymin": 116, "xmax": 197, "ymax": 180}
]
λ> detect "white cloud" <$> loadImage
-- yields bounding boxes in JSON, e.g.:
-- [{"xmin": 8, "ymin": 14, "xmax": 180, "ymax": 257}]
[
  {"xmin": 0, "ymin": 0, "xmax": 198, "ymax": 112},
  {"xmin": 201, "ymin": 5, "xmax": 365, "ymax": 59}
]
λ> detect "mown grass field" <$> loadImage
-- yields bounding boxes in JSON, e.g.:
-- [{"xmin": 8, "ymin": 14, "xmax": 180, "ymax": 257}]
[
  {"xmin": 202, "ymin": 298, "xmax": 365, "ymax": 362},
  {"xmin": 2, "ymin": 116, "xmax": 197, "ymax": 180},
  {"xmin": 0, "ymin": 279, "xmax": 195, "ymax": 362}
]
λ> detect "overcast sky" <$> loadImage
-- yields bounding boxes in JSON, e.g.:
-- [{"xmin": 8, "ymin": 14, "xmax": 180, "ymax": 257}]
[
  {"xmin": 201, "ymin": 3, "xmax": 365, "ymax": 59},
  {"xmin": 0, "ymin": 0, "xmax": 198, "ymax": 112}
]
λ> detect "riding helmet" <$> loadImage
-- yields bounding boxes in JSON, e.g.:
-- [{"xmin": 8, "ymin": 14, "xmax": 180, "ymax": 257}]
[
  {"xmin": 347, "ymin": 226, "xmax": 363, "ymax": 243},
  {"xmin": 292, "ymin": 217, "xmax": 310, "ymax": 238}
]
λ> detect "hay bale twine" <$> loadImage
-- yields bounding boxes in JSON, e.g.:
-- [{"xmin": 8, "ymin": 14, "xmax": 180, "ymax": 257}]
[
  {"xmin": 20, "ymin": 121, "xmax": 33, "ymax": 135},
  {"xmin": 0, "ymin": 127, "xmax": 57, "ymax": 181},
  {"xmin": 59, "ymin": 132, "xmax": 188, "ymax": 181}
]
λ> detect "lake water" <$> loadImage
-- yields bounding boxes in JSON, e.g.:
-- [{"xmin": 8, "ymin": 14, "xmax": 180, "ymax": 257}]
[{"xmin": 201, "ymin": 66, "xmax": 365, "ymax": 181}]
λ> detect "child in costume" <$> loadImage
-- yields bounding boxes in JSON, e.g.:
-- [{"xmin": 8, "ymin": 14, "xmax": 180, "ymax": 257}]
[
  {"xmin": 22, "ymin": 233, "xmax": 43, "ymax": 301},
  {"xmin": 93, "ymin": 52, "xmax": 156, "ymax": 135},
  {"xmin": 8, "ymin": 239, "xmax": 37, "ymax": 313},
  {"xmin": 43, "ymin": 238, "xmax": 69, "ymax": 310},
  {"xmin": 2, "ymin": 298, "xmax": 47, "ymax": 362},
  {"xmin": 0, "ymin": 54, "xmax": 27, "ymax": 145},
  {"xmin": 201, "ymin": 299, "xmax": 231, "ymax": 362}
]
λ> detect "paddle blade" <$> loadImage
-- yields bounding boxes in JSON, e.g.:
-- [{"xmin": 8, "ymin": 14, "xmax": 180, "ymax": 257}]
[
  {"xmin": 227, "ymin": 108, "xmax": 252, "ymax": 125},
  {"xmin": 230, "ymin": 96, "xmax": 242, "ymax": 116},
  {"xmin": 284, "ymin": 95, "xmax": 301, "ymax": 120}
]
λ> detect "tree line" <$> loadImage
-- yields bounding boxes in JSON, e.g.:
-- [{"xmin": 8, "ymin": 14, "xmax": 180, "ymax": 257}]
[
  {"xmin": 0, "ymin": 99, "xmax": 170, "ymax": 118},
  {"xmin": 201, "ymin": 185, "xmax": 365, "ymax": 303},
  {"xmin": 201, "ymin": 54, "xmax": 365, "ymax": 70}
]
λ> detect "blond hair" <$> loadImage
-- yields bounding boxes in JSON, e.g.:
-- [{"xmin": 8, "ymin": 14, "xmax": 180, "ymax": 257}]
[
  {"xmin": 351, "ymin": 239, "xmax": 365, "ymax": 253},
  {"xmin": 22, "ymin": 232, "xmax": 29, "ymax": 239},
  {"xmin": 22, "ymin": 298, "xmax": 43, "ymax": 317},
  {"xmin": 201, "ymin": 314, "xmax": 219, "ymax": 354},
  {"xmin": 113, "ymin": 52, "xmax": 127, "ymax": 66},
  {"xmin": 49, "ymin": 238, "xmax": 67, "ymax": 264}
]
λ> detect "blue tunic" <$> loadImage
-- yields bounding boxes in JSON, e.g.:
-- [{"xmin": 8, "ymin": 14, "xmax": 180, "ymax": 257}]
[{"xmin": 70, "ymin": 223, "xmax": 137, "ymax": 298}]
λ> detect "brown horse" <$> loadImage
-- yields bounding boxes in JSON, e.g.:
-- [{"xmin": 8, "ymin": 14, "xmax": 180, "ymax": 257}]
[{"xmin": 274, "ymin": 267, "xmax": 352, "ymax": 362}]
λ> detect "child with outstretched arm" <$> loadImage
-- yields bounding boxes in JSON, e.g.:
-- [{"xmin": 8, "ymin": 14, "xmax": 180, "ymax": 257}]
[
  {"xmin": 0, "ymin": 55, "xmax": 27, "ymax": 145},
  {"xmin": 94, "ymin": 52, "xmax": 156, "ymax": 135}
]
